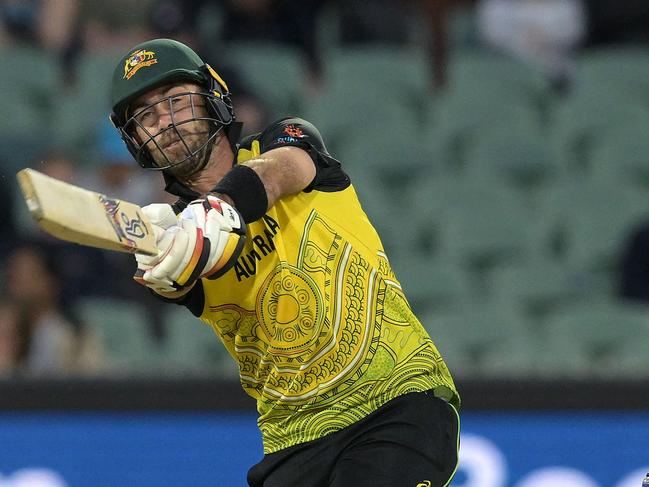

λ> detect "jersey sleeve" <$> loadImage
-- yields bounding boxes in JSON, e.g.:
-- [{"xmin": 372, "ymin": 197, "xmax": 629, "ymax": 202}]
[{"xmin": 258, "ymin": 117, "xmax": 350, "ymax": 192}]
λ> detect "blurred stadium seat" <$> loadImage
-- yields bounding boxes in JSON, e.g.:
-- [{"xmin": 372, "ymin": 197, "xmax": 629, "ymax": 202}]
[
  {"xmin": 463, "ymin": 125, "xmax": 558, "ymax": 194},
  {"xmin": 421, "ymin": 302, "xmax": 536, "ymax": 378},
  {"xmin": 426, "ymin": 94, "xmax": 543, "ymax": 174},
  {"xmin": 355, "ymin": 184, "xmax": 429, "ymax": 261},
  {"xmin": 51, "ymin": 51, "xmax": 122, "ymax": 162},
  {"xmin": 161, "ymin": 306, "xmax": 239, "ymax": 379},
  {"xmin": 303, "ymin": 88, "xmax": 415, "ymax": 157},
  {"xmin": 221, "ymin": 41, "xmax": 306, "ymax": 119},
  {"xmin": 432, "ymin": 178, "xmax": 534, "ymax": 272},
  {"xmin": 75, "ymin": 297, "xmax": 160, "ymax": 374},
  {"xmin": 395, "ymin": 257, "xmax": 476, "ymax": 315},
  {"xmin": 445, "ymin": 49, "xmax": 554, "ymax": 110},
  {"xmin": 337, "ymin": 118, "xmax": 442, "ymax": 188},
  {"xmin": 538, "ymin": 300, "xmax": 649, "ymax": 378},
  {"xmin": 587, "ymin": 125, "xmax": 649, "ymax": 189},
  {"xmin": 572, "ymin": 46, "xmax": 649, "ymax": 106},
  {"xmin": 488, "ymin": 261, "xmax": 587, "ymax": 322},
  {"xmin": 302, "ymin": 46, "xmax": 428, "ymax": 151},
  {"xmin": 322, "ymin": 46, "xmax": 430, "ymax": 110},
  {"xmin": 532, "ymin": 180, "xmax": 649, "ymax": 273},
  {"xmin": 0, "ymin": 45, "xmax": 59, "ymax": 173},
  {"xmin": 0, "ymin": 44, "xmax": 58, "ymax": 135},
  {"xmin": 550, "ymin": 92, "xmax": 649, "ymax": 175}
]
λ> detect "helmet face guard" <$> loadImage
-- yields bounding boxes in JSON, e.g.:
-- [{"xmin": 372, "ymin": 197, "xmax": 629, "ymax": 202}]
[{"xmin": 118, "ymin": 88, "xmax": 232, "ymax": 177}]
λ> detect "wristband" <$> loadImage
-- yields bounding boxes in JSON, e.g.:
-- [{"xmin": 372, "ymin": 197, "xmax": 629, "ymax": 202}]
[{"xmin": 211, "ymin": 164, "xmax": 268, "ymax": 223}]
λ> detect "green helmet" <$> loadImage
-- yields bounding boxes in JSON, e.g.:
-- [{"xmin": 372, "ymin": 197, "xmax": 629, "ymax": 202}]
[{"xmin": 109, "ymin": 38, "xmax": 235, "ymax": 174}]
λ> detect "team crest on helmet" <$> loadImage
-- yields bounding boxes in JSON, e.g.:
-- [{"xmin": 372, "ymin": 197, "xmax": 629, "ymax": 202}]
[{"xmin": 123, "ymin": 49, "xmax": 157, "ymax": 80}]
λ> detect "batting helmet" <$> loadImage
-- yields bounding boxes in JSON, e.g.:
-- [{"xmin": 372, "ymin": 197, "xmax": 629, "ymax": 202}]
[{"xmin": 109, "ymin": 38, "xmax": 236, "ymax": 175}]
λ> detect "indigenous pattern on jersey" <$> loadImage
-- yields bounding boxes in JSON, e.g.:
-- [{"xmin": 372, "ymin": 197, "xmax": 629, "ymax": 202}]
[{"xmin": 178, "ymin": 118, "xmax": 458, "ymax": 454}]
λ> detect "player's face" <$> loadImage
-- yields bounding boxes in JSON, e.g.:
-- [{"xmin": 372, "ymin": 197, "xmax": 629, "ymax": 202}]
[{"xmin": 130, "ymin": 83, "xmax": 212, "ymax": 175}]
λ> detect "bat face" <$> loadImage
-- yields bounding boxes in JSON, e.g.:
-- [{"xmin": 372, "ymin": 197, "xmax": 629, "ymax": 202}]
[
  {"xmin": 17, "ymin": 168, "xmax": 158, "ymax": 256},
  {"xmin": 97, "ymin": 194, "xmax": 151, "ymax": 251}
]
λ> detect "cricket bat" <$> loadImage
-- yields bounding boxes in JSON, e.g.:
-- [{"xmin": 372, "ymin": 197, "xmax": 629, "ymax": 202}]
[{"xmin": 17, "ymin": 168, "xmax": 158, "ymax": 256}]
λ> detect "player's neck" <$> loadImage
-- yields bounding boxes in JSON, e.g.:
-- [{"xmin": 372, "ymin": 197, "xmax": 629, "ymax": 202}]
[{"xmin": 184, "ymin": 137, "xmax": 234, "ymax": 196}]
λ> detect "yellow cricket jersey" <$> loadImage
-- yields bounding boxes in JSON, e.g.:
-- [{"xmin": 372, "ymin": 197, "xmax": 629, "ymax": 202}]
[{"xmin": 164, "ymin": 118, "xmax": 459, "ymax": 454}]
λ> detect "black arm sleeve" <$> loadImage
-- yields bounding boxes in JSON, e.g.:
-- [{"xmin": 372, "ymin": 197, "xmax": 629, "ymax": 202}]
[
  {"xmin": 149, "ymin": 280, "xmax": 205, "ymax": 317},
  {"xmin": 257, "ymin": 117, "xmax": 351, "ymax": 192}
]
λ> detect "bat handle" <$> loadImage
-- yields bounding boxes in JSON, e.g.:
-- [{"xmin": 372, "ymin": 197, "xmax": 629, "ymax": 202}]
[{"xmin": 172, "ymin": 197, "xmax": 192, "ymax": 215}]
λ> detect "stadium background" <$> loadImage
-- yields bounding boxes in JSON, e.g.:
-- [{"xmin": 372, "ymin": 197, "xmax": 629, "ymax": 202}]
[{"xmin": 1, "ymin": 0, "xmax": 648, "ymax": 485}]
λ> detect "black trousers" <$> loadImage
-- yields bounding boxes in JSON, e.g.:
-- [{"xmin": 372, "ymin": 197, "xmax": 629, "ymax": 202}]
[{"xmin": 247, "ymin": 391, "xmax": 460, "ymax": 487}]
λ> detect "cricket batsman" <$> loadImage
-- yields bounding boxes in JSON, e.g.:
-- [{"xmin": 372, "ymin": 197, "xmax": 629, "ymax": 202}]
[{"xmin": 109, "ymin": 38, "xmax": 460, "ymax": 486}]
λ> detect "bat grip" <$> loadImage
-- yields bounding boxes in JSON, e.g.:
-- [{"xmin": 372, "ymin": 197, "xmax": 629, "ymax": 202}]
[{"xmin": 172, "ymin": 197, "xmax": 192, "ymax": 215}]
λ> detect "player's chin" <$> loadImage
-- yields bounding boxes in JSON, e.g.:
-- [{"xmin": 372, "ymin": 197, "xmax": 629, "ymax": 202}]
[
  {"xmin": 150, "ymin": 136, "xmax": 209, "ymax": 176},
  {"xmin": 163, "ymin": 154, "xmax": 203, "ymax": 179}
]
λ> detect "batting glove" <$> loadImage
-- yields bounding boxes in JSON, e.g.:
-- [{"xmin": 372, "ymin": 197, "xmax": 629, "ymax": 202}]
[{"xmin": 134, "ymin": 197, "xmax": 246, "ymax": 294}]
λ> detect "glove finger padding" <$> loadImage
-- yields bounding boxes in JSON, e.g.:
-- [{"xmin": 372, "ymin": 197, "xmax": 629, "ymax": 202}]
[
  {"xmin": 202, "ymin": 225, "xmax": 244, "ymax": 279},
  {"xmin": 142, "ymin": 203, "xmax": 178, "ymax": 229},
  {"xmin": 133, "ymin": 203, "xmax": 180, "ymax": 272},
  {"xmin": 133, "ymin": 196, "xmax": 246, "ymax": 294},
  {"xmin": 148, "ymin": 222, "xmax": 199, "ymax": 286},
  {"xmin": 180, "ymin": 196, "xmax": 244, "ymax": 232},
  {"xmin": 180, "ymin": 196, "xmax": 246, "ymax": 280},
  {"xmin": 133, "ymin": 220, "xmax": 181, "ymax": 292},
  {"xmin": 134, "ymin": 223, "xmax": 175, "ymax": 268},
  {"xmin": 201, "ymin": 196, "xmax": 246, "ymax": 279}
]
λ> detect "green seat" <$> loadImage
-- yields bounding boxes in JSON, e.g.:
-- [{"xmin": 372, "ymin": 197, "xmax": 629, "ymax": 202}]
[
  {"xmin": 162, "ymin": 306, "xmax": 238, "ymax": 379},
  {"xmin": 433, "ymin": 179, "xmax": 534, "ymax": 269},
  {"xmin": 533, "ymin": 181, "xmax": 649, "ymax": 271},
  {"xmin": 587, "ymin": 126, "xmax": 649, "ymax": 189},
  {"xmin": 221, "ymin": 41, "xmax": 307, "ymax": 118},
  {"xmin": 337, "ymin": 119, "xmax": 443, "ymax": 187},
  {"xmin": 355, "ymin": 171, "xmax": 445, "ymax": 261},
  {"xmin": 0, "ymin": 45, "xmax": 58, "ymax": 137},
  {"xmin": 445, "ymin": 49, "xmax": 553, "ymax": 109},
  {"xmin": 356, "ymin": 186, "xmax": 425, "ymax": 261},
  {"xmin": 489, "ymin": 261, "xmax": 586, "ymax": 322},
  {"xmin": 302, "ymin": 46, "xmax": 428, "ymax": 147},
  {"xmin": 323, "ymin": 46, "xmax": 430, "ymax": 110},
  {"xmin": 302, "ymin": 83, "xmax": 415, "ymax": 155},
  {"xmin": 75, "ymin": 297, "xmax": 159, "ymax": 374},
  {"xmin": 394, "ymin": 257, "xmax": 475, "ymax": 315},
  {"xmin": 420, "ymin": 302, "xmax": 536, "ymax": 378},
  {"xmin": 426, "ymin": 94, "xmax": 542, "ymax": 173},
  {"xmin": 463, "ymin": 126, "xmax": 558, "ymax": 192},
  {"xmin": 572, "ymin": 47, "xmax": 649, "ymax": 102},
  {"xmin": 51, "ymin": 51, "xmax": 122, "ymax": 161},
  {"xmin": 539, "ymin": 300, "xmax": 649, "ymax": 378},
  {"xmin": 550, "ymin": 93, "xmax": 649, "ymax": 174}
]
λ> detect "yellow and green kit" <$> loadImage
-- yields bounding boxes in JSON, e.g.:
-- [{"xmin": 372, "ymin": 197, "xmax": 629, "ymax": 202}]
[{"xmin": 169, "ymin": 117, "xmax": 459, "ymax": 454}]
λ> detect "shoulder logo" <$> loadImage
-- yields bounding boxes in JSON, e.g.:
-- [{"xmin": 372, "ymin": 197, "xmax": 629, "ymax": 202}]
[
  {"xmin": 123, "ymin": 49, "xmax": 157, "ymax": 79},
  {"xmin": 283, "ymin": 124, "xmax": 305, "ymax": 138},
  {"xmin": 416, "ymin": 482, "xmax": 432, "ymax": 487}
]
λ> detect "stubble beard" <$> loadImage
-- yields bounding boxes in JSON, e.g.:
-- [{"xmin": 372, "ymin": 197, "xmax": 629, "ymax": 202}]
[{"xmin": 150, "ymin": 123, "xmax": 212, "ymax": 179}]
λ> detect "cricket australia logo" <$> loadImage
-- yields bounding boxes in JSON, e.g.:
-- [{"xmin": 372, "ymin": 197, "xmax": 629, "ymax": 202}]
[{"xmin": 123, "ymin": 49, "xmax": 157, "ymax": 79}]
